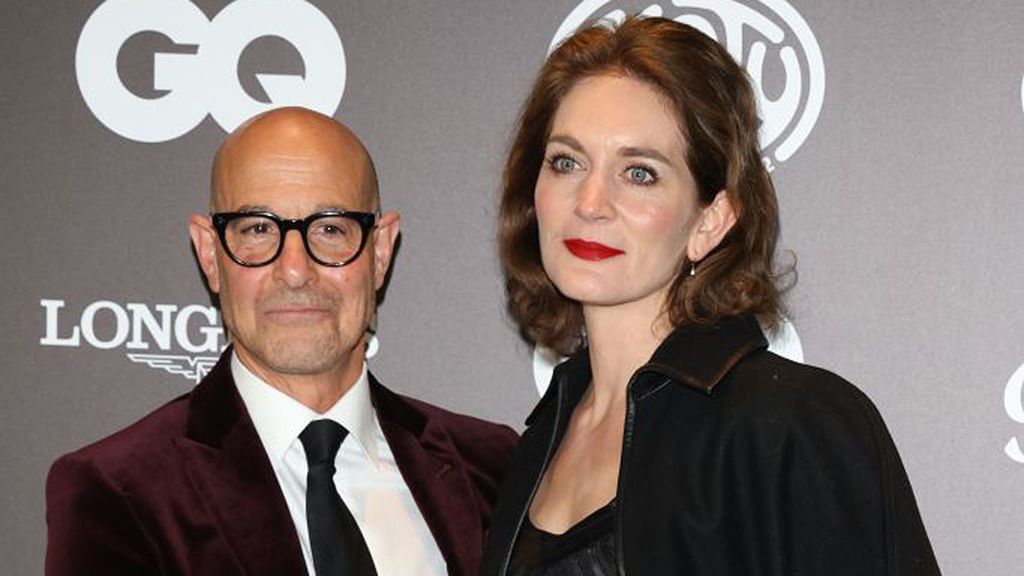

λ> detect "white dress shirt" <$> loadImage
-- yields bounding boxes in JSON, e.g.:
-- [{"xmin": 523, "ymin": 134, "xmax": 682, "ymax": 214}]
[{"xmin": 232, "ymin": 353, "xmax": 447, "ymax": 576}]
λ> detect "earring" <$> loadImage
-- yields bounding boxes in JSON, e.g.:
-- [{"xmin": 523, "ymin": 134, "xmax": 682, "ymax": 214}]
[{"xmin": 689, "ymin": 261, "xmax": 696, "ymax": 277}]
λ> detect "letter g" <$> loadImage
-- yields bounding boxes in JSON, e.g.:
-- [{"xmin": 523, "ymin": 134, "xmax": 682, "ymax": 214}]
[{"xmin": 76, "ymin": 0, "xmax": 208, "ymax": 143}]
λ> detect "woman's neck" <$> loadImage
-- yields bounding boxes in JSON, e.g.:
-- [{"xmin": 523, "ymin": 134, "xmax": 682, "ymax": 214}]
[{"xmin": 581, "ymin": 297, "xmax": 671, "ymax": 417}]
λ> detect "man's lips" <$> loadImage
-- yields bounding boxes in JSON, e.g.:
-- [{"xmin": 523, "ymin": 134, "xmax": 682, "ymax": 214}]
[
  {"xmin": 563, "ymin": 238, "xmax": 625, "ymax": 261},
  {"xmin": 263, "ymin": 306, "xmax": 332, "ymax": 323}
]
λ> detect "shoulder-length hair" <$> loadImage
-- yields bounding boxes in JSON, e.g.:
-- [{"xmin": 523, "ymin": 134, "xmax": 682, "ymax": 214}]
[{"xmin": 500, "ymin": 16, "xmax": 789, "ymax": 356}]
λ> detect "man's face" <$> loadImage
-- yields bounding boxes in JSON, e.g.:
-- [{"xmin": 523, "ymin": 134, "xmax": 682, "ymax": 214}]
[{"xmin": 190, "ymin": 115, "xmax": 398, "ymax": 388}]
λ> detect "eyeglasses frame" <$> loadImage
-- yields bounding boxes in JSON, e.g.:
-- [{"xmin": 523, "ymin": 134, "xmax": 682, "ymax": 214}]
[{"xmin": 211, "ymin": 210, "xmax": 378, "ymax": 268}]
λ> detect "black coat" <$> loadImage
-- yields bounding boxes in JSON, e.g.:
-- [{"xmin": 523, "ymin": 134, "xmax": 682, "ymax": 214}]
[{"xmin": 481, "ymin": 315, "xmax": 940, "ymax": 575}]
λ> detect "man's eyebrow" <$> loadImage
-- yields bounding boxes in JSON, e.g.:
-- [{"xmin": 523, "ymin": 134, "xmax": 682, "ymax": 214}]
[
  {"xmin": 234, "ymin": 204, "xmax": 273, "ymax": 213},
  {"xmin": 230, "ymin": 204, "xmax": 366, "ymax": 215}
]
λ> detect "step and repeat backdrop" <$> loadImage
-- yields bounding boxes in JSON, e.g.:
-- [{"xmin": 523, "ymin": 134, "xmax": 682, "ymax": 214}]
[{"xmin": 3, "ymin": 0, "xmax": 1022, "ymax": 573}]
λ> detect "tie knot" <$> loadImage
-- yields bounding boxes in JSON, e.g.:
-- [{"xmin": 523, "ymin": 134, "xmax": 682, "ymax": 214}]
[{"xmin": 299, "ymin": 419, "xmax": 349, "ymax": 467}]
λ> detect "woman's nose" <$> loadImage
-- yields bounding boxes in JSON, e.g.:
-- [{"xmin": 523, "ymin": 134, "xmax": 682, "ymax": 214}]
[{"xmin": 574, "ymin": 173, "xmax": 614, "ymax": 221}]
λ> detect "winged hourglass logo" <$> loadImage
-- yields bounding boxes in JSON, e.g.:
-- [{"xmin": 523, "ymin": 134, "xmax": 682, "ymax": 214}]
[{"xmin": 125, "ymin": 354, "xmax": 220, "ymax": 384}]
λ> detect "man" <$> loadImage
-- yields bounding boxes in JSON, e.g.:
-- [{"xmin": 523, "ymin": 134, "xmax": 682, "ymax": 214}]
[{"xmin": 46, "ymin": 107, "xmax": 518, "ymax": 576}]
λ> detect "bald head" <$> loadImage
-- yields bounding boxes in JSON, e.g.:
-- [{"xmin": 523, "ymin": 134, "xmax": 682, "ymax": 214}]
[
  {"xmin": 190, "ymin": 106, "xmax": 401, "ymax": 404},
  {"xmin": 210, "ymin": 107, "xmax": 379, "ymax": 212}
]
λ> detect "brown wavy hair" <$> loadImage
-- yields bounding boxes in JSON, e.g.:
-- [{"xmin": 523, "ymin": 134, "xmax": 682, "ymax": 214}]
[{"xmin": 500, "ymin": 16, "xmax": 790, "ymax": 356}]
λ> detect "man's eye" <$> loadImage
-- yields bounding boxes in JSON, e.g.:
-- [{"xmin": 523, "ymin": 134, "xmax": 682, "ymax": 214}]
[
  {"xmin": 240, "ymin": 222, "xmax": 273, "ymax": 235},
  {"xmin": 313, "ymin": 221, "xmax": 351, "ymax": 237}
]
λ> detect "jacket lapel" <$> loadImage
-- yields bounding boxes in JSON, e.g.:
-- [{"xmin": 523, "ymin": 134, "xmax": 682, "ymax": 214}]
[
  {"xmin": 370, "ymin": 376, "xmax": 480, "ymax": 576},
  {"xmin": 480, "ymin": 359, "xmax": 588, "ymax": 575},
  {"xmin": 175, "ymin": 351, "xmax": 308, "ymax": 576}
]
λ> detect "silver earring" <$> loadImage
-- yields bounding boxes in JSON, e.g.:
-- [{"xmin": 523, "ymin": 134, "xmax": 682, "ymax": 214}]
[{"xmin": 689, "ymin": 261, "xmax": 696, "ymax": 277}]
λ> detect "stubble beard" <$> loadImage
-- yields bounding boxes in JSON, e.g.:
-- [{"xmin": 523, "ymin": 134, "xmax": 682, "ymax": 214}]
[{"xmin": 226, "ymin": 288, "xmax": 369, "ymax": 378}]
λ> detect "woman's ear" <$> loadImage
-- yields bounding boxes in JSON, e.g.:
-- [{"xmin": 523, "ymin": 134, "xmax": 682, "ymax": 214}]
[{"xmin": 686, "ymin": 190, "xmax": 737, "ymax": 262}]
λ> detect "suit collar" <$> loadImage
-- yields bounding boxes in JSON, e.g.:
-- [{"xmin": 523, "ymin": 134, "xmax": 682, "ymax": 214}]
[
  {"xmin": 178, "ymin": 348, "xmax": 308, "ymax": 576},
  {"xmin": 185, "ymin": 357, "xmax": 484, "ymax": 576},
  {"xmin": 231, "ymin": 352, "xmax": 383, "ymax": 467},
  {"xmin": 185, "ymin": 347, "xmax": 245, "ymax": 447},
  {"xmin": 370, "ymin": 375, "xmax": 480, "ymax": 576}
]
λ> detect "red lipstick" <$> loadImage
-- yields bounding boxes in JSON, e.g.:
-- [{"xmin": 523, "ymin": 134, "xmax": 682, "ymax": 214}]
[{"xmin": 563, "ymin": 239, "xmax": 625, "ymax": 261}]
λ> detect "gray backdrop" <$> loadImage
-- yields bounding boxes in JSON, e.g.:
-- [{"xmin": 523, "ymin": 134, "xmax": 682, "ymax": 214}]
[{"xmin": 3, "ymin": 1, "xmax": 1022, "ymax": 574}]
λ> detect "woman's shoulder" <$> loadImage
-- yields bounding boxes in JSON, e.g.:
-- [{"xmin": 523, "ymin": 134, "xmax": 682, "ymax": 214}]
[{"xmin": 716, "ymin": 350, "xmax": 892, "ymax": 447}]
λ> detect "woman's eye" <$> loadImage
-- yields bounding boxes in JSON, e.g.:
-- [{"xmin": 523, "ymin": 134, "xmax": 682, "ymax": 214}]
[
  {"xmin": 626, "ymin": 165, "xmax": 657, "ymax": 186},
  {"xmin": 548, "ymin": 155, "xmax": 578, "ymax": 174}
]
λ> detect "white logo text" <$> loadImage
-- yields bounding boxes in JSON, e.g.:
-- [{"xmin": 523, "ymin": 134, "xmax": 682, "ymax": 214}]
[{"xmin": 76, "ymin": 0, "xmax": 346, "ymax": 142}]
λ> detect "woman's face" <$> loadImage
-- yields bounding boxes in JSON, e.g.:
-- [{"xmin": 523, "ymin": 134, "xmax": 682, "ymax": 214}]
[{"xmin": 535, "ymin": 74, "xmax": 703, "ymax": 316}]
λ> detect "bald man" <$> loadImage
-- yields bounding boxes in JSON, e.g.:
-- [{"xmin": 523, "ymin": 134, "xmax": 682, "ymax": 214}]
[{"xmin": 45, "ymin": 108, "xmax": 518, "ymax": 576}]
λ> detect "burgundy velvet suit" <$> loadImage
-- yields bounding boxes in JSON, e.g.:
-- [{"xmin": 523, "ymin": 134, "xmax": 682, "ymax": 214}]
[{"xmin": 45, "ymin": 351, "xmax": 518, "ymax": 576}]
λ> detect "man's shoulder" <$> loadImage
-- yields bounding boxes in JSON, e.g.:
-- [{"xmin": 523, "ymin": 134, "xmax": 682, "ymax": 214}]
[
  {"xmin": 374, "ymin": 379, "xmax": 517, "ymax": 438},
  {"xmin": 51, "ymin": 391, "xmax": 194, "ymax": 480},
  {"xmin": 403, "ymin": 392, "xmax": 517, "ymax": 439},
  {"xmin": 370, "ymin": 376, "xmax": 519, "ymax": 457}
]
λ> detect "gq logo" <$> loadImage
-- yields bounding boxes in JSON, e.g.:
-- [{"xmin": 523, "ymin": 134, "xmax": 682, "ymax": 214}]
[
  {"xmin": 76, "ymin": 0, "xmax": 345, "ymax": 143},
  {"xmin": 551, "ymin": 0, "xmax": 825, "ymax": 171}
]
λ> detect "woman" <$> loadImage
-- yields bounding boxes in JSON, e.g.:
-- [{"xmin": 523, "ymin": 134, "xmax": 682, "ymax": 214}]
[{"xmin": 481, "ymin": 16, "xmax": 940, "ymax": 576}]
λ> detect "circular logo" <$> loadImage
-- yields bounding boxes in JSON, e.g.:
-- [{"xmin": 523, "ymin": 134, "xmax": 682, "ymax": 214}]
[
  {"xmin": 1004, "ymin": 361, "xmax": 1024, "ymax": 463},
  {"xmin": 551, "ymin": 0, "xmax": 825, "ymax": 171},
  {"xmin": 531, "ymin": 317, "xmax": 804, "ymax": 396}
]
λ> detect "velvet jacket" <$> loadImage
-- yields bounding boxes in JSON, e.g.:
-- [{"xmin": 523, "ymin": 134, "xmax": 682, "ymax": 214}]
[
  {"xmin": 481, "ymin": 315, "xmax": 940, "ymax": 575},
  {"xmin": 46, "ymin": 349, "xmax": 518, "ymax": 576}
]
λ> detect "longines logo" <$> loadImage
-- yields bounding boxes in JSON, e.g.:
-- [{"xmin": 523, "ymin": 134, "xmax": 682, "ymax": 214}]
[
  {"xmin": 551, "ymin": 0, "xmax": 825, "ymax": 171},
  {"xmin": 1004, "ymin": 361, "xmax": 1024, "ymax": 463},
  {"xmin": 76, "ymin": 0, "xmax": 346, "ymax": 143},
  {"xmin": 40, "ymin": 299, "xmax": 226, "ymax": 383}
]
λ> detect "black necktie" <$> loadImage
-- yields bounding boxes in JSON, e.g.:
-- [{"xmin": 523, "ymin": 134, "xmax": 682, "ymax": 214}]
[{"xmin": 299, "ymin": 419, "xmax": 378, "ymax": 576}]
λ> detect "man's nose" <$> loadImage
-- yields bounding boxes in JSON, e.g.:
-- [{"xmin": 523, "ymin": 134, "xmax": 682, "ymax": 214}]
[{"xmin": 272, "ymin": 230, "xmax": 317, "ymax": 287}]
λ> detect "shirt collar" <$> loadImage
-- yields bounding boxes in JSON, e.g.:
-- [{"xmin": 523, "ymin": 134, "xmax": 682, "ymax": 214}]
[{"xmin": 231, "ymin": 352, "xmax": 382, "ymax": 467}]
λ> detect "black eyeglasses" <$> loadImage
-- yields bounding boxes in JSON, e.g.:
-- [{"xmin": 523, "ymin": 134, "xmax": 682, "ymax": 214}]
[{"xmin": 211, "ymin": 211, "xmax": 377, "ymax": 267}]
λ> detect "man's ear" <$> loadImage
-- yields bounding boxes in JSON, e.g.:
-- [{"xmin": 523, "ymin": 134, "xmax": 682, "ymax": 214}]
[
  {"xmin": 686, "ymin": 190, "xmax": 737, "ymax": 262},
  {"xmin": 188, "ymin": 213, "xmax": 221, "ymax": 294},
  {"xmin": 371, "ymin": 212, "xmax": 400, "ymax": 289}
]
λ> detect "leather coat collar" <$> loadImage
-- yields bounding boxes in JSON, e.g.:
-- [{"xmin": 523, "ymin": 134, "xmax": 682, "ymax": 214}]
[{"xmin": 527, "ymin": 315, "xmax": 768, "ymax": 425}]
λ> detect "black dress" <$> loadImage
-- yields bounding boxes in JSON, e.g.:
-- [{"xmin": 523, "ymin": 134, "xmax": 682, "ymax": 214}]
[{"xmin": 508, "ymin": 502, "xmax": 617, "ymax": 576}]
